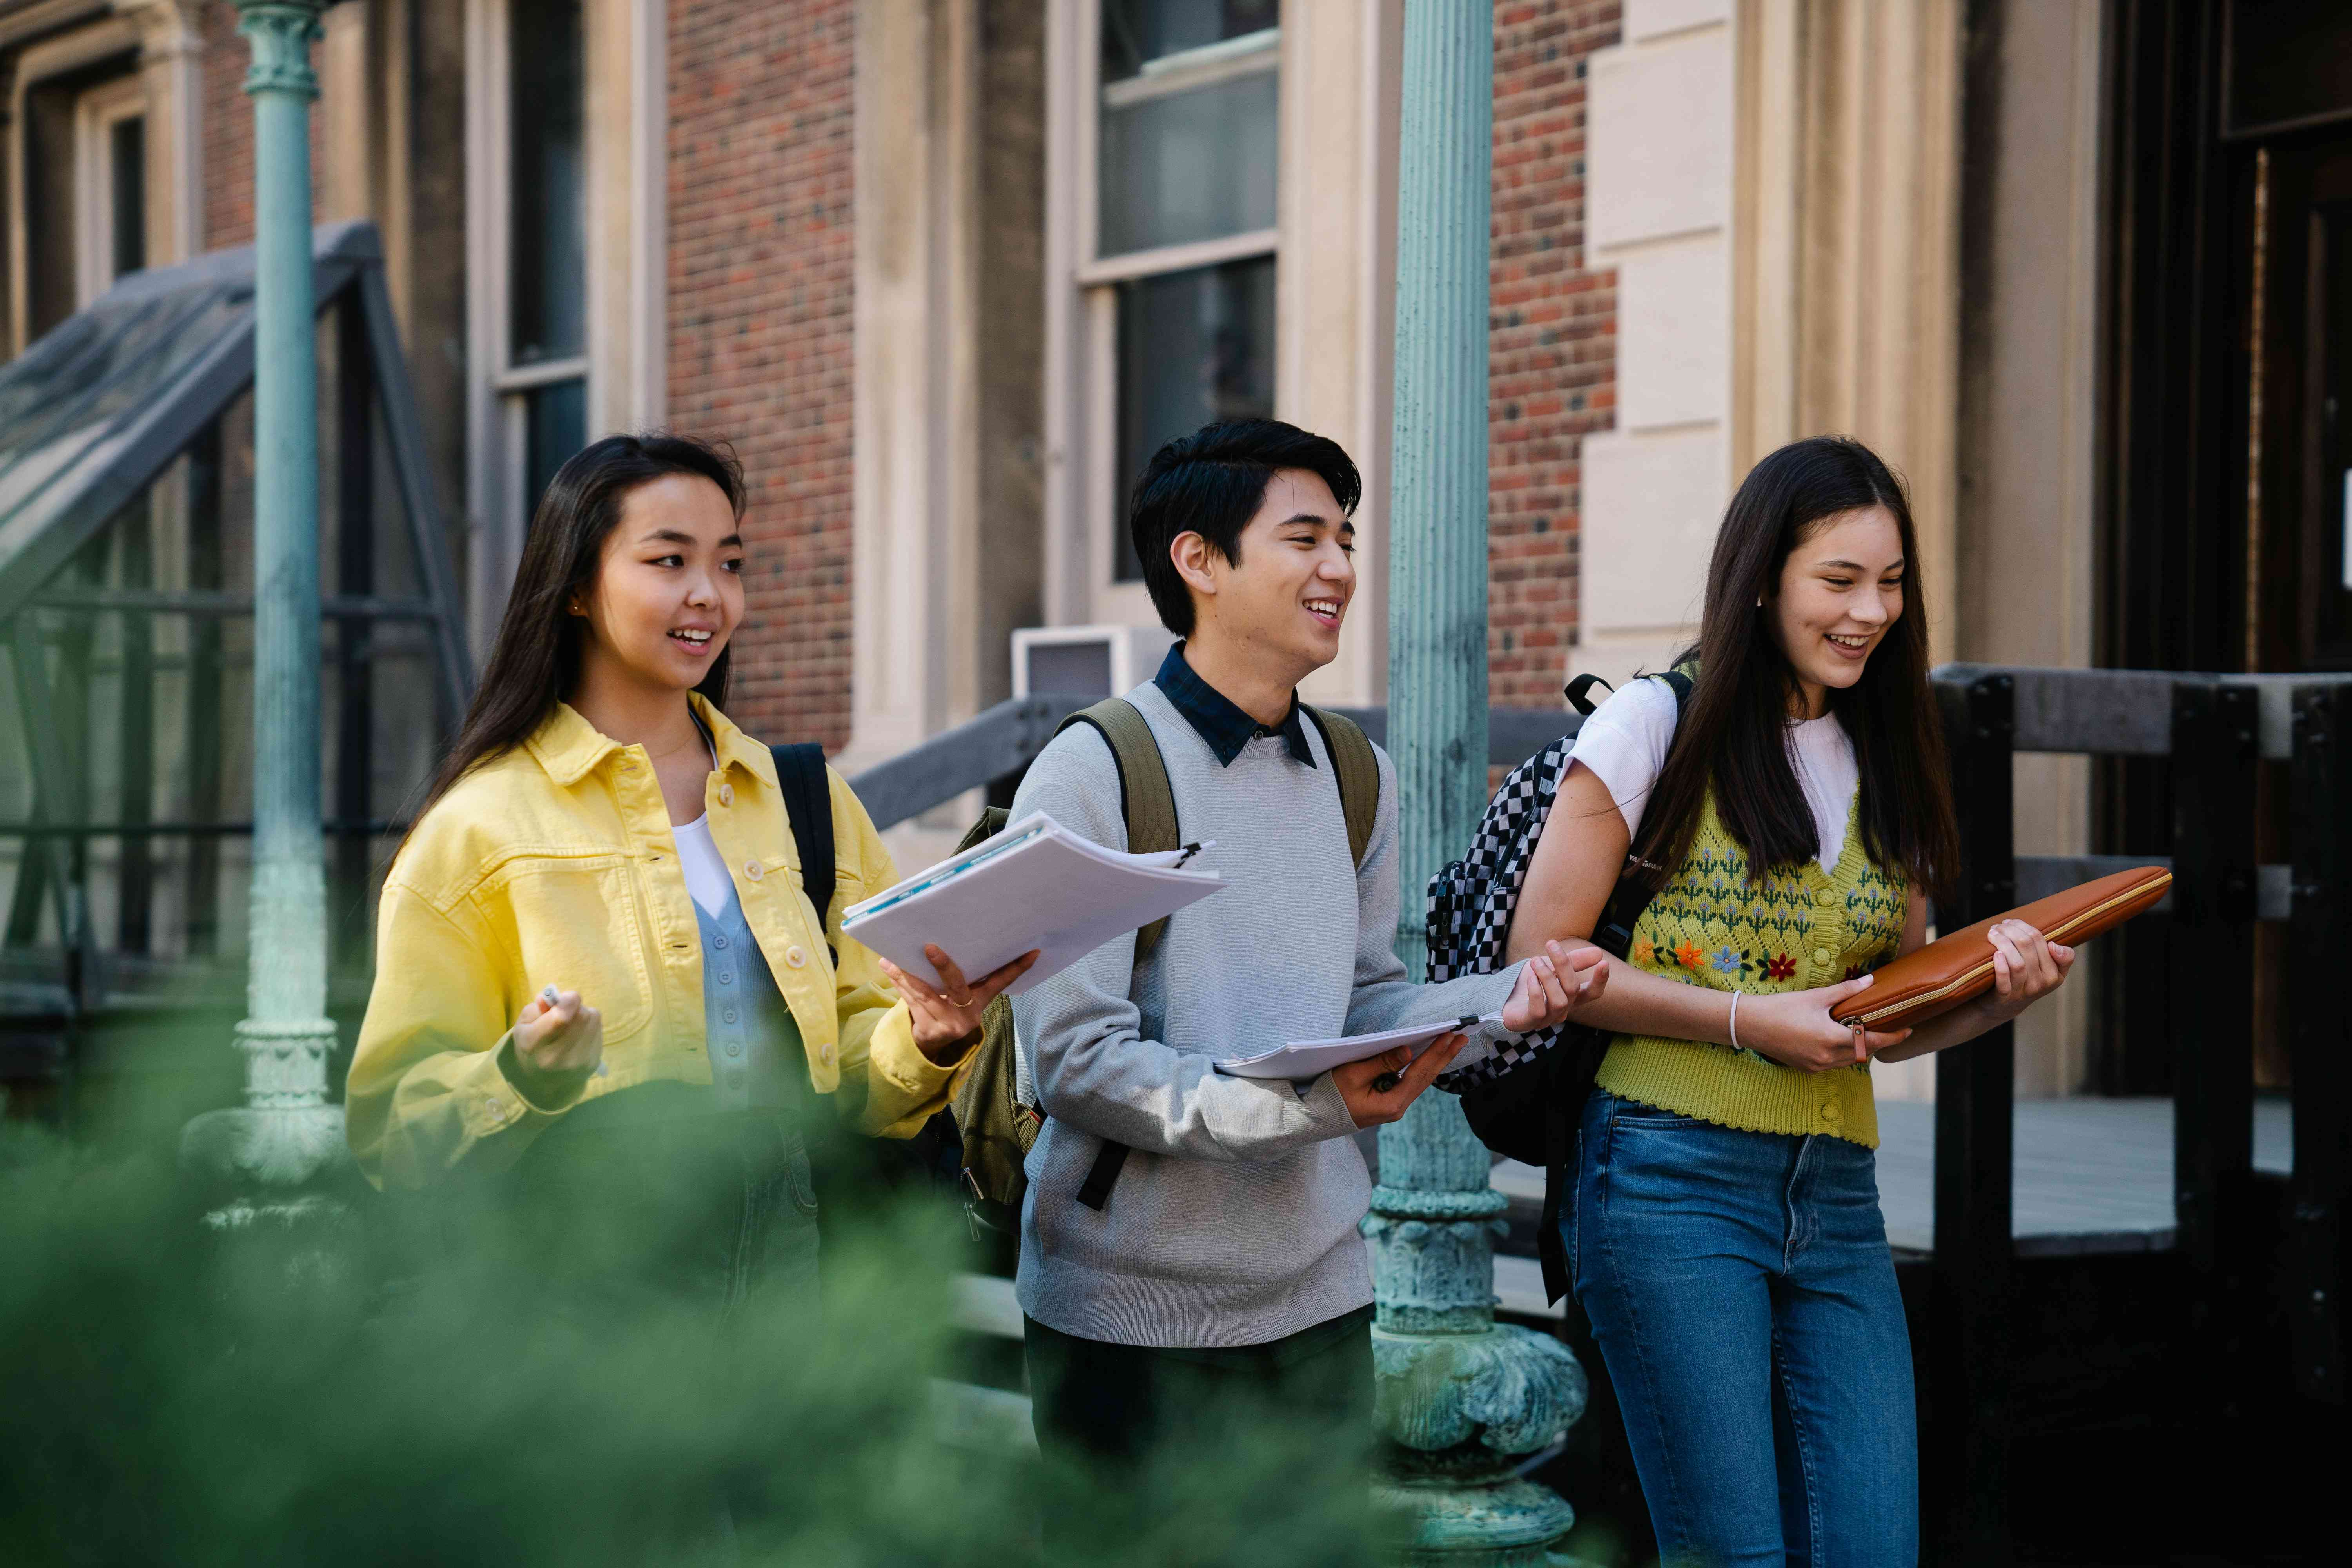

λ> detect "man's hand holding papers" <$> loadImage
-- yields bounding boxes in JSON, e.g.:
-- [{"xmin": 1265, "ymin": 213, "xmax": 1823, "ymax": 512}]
[{"xmin": 1214, "ymin": 940, "xmax": 1610, "ymax": 1126}]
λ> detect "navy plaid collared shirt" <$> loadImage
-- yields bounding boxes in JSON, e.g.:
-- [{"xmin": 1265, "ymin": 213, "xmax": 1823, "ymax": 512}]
[{"xmin": 1151, "ymin": 642, "xmax": 1317, "ymax": 768}]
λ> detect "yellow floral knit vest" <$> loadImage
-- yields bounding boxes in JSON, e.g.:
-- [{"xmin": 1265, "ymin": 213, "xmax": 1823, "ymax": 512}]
[{"xmin": 1593, "ymin": 789, "xmax": 1909, "ymax": 1146}]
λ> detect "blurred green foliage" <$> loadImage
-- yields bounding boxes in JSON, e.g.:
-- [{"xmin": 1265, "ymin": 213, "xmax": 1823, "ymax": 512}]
[{"xmin": 0, "ymin": 1107, "xmax": 1384, "ymax": 1566}]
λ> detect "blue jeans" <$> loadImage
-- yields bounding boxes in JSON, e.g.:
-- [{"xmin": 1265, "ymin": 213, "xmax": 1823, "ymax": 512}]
[{"xmin": 1570, "ymin": 1091, "xmax": 1918, "ymax": 1567}]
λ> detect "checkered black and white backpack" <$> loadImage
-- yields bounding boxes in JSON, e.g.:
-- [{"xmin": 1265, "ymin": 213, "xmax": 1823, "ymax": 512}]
[{"xmin": 1428, "ymin": 668, "xmax": 1691, "ymax": 1304}]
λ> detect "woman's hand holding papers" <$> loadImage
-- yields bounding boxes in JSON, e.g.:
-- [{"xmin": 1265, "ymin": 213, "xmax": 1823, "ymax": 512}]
[
  {"xmin": 1338, "ymin": 1033, "xmax": 1468, "ymax": 1128},
  {"xmin": 1499, "ymin": 940, "xmax": 1610, "ymax": 1035},
  {"xmin": 881, "ymin": 944, "xmax": 1042, "ymax": 1063}
]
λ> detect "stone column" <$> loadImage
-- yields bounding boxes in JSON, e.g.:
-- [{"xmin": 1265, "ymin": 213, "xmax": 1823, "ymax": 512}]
[
  {"xmin": 1368, "ymin": 4, "xmax": 1587, "ymax": 1562},
  {"xmin": 181, "ymin": 0, "xmax": 350, "ymax": 1234}
]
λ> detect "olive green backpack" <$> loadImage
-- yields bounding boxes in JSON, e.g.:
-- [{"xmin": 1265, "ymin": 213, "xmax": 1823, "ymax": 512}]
[{"xmin": 950, "ymin": 695, "xmax": 1379, "ymax": 1236}]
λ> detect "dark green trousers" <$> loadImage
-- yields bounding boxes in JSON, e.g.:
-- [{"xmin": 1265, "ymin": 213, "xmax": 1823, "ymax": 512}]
[{"xmin": 1023, "ymin": 1304, "xmax": 1377, "ymax": 1566}]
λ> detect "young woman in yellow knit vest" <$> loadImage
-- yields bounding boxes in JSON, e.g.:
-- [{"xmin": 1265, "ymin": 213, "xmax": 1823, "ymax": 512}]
[{"xmin": 1506, "ymin": 436, "xmax": 2073, "ymax": 1565}]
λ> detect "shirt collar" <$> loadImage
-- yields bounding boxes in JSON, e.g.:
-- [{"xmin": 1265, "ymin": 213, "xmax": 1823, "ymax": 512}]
[
  {"xmin": 523, "ymin": 693, "xmax": 780, "ymax": 789},
  {"xmin": 1152, "ymin": 642, "xmax": 1316, "ymax": 768}
]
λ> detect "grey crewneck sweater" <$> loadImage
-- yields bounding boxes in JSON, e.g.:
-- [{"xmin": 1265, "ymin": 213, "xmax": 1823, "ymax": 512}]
[{"xmin": 1007, "ymin": 681, "xmax": 1523, "ymax": 1347}]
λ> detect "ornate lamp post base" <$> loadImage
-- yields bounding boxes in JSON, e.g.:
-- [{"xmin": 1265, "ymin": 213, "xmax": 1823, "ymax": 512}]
[
  {"xmin": 1373, "ymin": 1474, "xmax": 1577, "ymax": 1568},
  {"xmin": 1365, "ymin": 1098, "xmax": 1590, "ymax": 1565}
]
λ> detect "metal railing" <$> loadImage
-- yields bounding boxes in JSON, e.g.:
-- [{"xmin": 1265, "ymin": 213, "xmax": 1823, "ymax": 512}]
[
  {"xmin": 846, "ymin": 693, "xmax": 1587, "ymax": 832},
  {"xmin": 1922, "ymin": 664, "xmax": 2352, "ymax": 1556}
]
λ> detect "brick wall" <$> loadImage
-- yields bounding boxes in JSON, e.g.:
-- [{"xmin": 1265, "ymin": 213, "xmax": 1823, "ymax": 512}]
[
  {"xmin": 668, "ymin": 0, "xmax": 858, "ymax": 752},
  {"xmin": 200, "ymin": 1, "xmax": 253, "ymax": 249},
  {"xmin": 1488, "ymin": 1, "xmax": 1620, "ymax": 708}
]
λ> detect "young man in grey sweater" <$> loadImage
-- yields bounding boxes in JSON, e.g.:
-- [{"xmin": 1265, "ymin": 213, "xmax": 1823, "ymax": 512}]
[{"xmin": 1008, "ymin": 419, "xmax": 1605, "ymax": 1546}]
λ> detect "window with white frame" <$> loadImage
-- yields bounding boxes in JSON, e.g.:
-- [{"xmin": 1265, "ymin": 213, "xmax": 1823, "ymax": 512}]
[
  {"xmin": 1080, "ymin": 1, "xmax": 1281, "ymax": 584},
  {"xmin": 467, "ymin": 0, "xmax": 588, "ymax": 598},
  {"xmin": 74, "ymin": 75, "xmax": 149, "ymax": 307},
  {"xmin": 501, "ymin": 0, "xmax": 588, "ymax": 524}
]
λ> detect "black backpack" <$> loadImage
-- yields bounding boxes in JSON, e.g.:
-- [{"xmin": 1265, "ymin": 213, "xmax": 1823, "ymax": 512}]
[{"xmin": 1428, "ymin": 669, "xmax": 1691, "ymax": 1305}]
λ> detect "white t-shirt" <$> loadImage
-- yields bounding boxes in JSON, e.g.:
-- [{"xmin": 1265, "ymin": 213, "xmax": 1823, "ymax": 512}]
[
  {"xmin": 672, "ymin": 813, "xmax": 735, "ymax": 917},
  {"xmin": 1566, "ymin": 677, "xmax": 1858, "ymax": 873}
]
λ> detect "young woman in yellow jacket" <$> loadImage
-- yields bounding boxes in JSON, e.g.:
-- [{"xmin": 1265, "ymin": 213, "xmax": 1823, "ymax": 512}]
[{"xmin": 347, "ymin": 433, "xmax": 1033, "ymax": 1314}]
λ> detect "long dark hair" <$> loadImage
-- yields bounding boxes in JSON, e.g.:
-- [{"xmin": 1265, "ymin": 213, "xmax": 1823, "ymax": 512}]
[
  {"xmin": 408, "ymin": 433, "xmax": 748, "ymax": 838},
  {"xmin": 1630, "ymin": 436, "xmax": 1959, "ymax": 903}
]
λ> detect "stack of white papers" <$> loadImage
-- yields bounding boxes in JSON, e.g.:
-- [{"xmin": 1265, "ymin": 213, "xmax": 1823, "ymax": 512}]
[
  {"xmin": 842, "ymin": 812, "xmax": 1225, "ymax": 996},
  {"xmin": 1218, "ymin": 1013, "xmax": 1504, "ymax": 1080}
]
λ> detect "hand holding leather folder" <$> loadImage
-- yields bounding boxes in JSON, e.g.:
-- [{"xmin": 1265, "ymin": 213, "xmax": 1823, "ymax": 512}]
[{"xmin": 1828, "ymin": 865, "xmax": 2172, "ymax": 1033}]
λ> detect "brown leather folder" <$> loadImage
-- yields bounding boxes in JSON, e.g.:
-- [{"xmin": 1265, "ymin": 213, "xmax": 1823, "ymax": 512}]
[{"xmin": 1828, "ymin": 864, "xmax": 2172, "ymax": 1033}]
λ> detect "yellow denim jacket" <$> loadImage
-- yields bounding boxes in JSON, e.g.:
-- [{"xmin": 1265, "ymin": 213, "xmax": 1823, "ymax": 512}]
[{"xmin": 347, "ymin": 695, "xmax": 963, "ymax": 1191}]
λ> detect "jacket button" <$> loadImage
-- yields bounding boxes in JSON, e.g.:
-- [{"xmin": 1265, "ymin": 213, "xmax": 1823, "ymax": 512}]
[
  {"xmin": 820, "ymin": 1042, "xmax": 835, "ymax": 1065},
  {"xmin": 1812, "ymin": 948, "xmax": 1831, "ymax": 966},
  {"xmin": 785, "ymin": 946, "xmax": 807, "ymax": 969},
  {"xmin": 1816, "ymin": 892, "xmax": 1836, "ymax": 909},
  {"xmin": 725, "ymin": 1042, "xmax": 742, "ymax": 1057},
  {"xmin": 486, "ymin": 1099, "xmax": 506, "ymax": 1122},
  {"xmin": 744, "ymin": 861, "xmax": 764, "ymax": 881},
  {"xmin": 1821, "ymin": 1101, "xmax": 1842, "ymax": 1123},
  {"xmin": 719, "ymin": 783, "xmax": 734, "ymax": 806},
  {"xmin": 722, "ymin": 1008, "xmax": 738, "ymax": 1025}
]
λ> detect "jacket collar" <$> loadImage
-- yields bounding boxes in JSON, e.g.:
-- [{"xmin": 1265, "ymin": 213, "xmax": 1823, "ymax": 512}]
[
  {"xmin": 1152, "ymin": 642, "xmax": 1316, "ymax": 769},
  {"xmin": 524, "ymin": 694, "xmax": 780, "ymax": 789}
]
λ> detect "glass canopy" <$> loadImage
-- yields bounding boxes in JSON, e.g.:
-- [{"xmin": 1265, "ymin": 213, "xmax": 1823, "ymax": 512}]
[{"xmin": 0, "ymin": 223, "xmax": 471, "ymax": 1096}]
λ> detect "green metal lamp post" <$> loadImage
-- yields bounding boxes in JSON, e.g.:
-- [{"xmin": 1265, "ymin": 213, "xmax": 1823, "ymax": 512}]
[
  {"xmin": 1366, "ymin": 3, "xmax": 1589, "ymax": 1561},
  {"xmin": 181, "ymin": 0, "xmax": 348, "ymax": 1226}
]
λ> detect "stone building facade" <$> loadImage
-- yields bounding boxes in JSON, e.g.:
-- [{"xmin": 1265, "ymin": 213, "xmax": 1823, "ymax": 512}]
[{"xmin": 7, "ymin": 0, "xmax": 2349, "ymax": 1097}]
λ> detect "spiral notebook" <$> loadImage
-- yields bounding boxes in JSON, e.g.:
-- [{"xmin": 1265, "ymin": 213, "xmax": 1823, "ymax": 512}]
[
  {"xmin": 840, "ymin": 811, "xmax": 1225, "ymax": 996},
  {"xmin": 1216, "ymin": 1013, "xmax": 1503, "ymax": 1080}
]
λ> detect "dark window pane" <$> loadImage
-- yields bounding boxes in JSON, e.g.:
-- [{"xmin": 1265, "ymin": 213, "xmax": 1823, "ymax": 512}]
[
  {"xmin": 1100, "ymin": 70, "xmax": 1277, "ymax": 255},
  {"xmin": 2225, "ymin": 0, "xmax": 2352, "ymax": 136},
  {"xmin": 1102, "ymin": 0, "xmax": 1279, "ymax": 82},
  {"xmin": 509, "ymin": 0, "xmax": 586, "ymax": 365},
  {"xmin": 522, "ymin": 377, "xmax": 587, "ymax": 529},
  {"xmin": 1113, "ymin": 256, "xmax": 1275, "ymax": 580},
  {"xmin": 2318, "ymin": 202, "xmax": 2352, "ymax": 662},
  {"xmin": 109, "ymin": 116, "xmax": 146, "ymax": 280}
]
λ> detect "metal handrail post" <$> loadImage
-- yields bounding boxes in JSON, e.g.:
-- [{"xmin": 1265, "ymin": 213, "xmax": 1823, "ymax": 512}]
[{"xmin": 1929, "ymin": 672, "xmax": 2016, "ymax": 1563}]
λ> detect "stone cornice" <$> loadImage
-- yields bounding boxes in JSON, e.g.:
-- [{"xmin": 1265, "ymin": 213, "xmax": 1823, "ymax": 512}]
[{"xmin": 0, "ymin": 0, "xmax": 112, "ymax": 52}]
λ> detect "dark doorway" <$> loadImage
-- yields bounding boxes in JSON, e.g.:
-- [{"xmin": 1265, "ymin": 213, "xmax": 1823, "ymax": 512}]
[
  {"xmin": 2250, "ymin": 134, "xmax": 2352, "ymax": 673},
  {"xmin": 2097, "ymin": 0, "xmax": 2352, "ymax": 1093}
]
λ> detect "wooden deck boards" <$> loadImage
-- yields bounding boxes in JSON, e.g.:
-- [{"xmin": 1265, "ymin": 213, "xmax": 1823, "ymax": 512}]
[{"xmin": 1873, "ymin": 1095, "xmax": 2291, "ymax": 1256}]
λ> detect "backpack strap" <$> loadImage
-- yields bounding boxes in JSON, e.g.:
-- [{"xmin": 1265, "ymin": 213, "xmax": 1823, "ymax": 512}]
[
  {"xmin": 1300, "ymin": 704, "xmax": 1378, "ymax": 869},
  {"xmin": 771, "ymin": 742, "xmax": 838, "ymax": 962},
  {"xmin": 1054, "ymin": 698, "xmax": 1181, "ymax": 958},
  {"xmin": 1590, "ymin": 670, "xmax": 1691, "ymax": 952},
  {"xmin": 1051, "ymin": 698, "xmax": 1180, "ymax": 1214},
  {"xmin": 1534, "ymin": 666, "xmax": 1695, "ymax": 1305}
]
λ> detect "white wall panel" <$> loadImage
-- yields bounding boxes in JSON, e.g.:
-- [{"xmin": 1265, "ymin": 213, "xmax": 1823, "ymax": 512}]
[
  {"xmin": 1617, "ymin": 234, "xmax": 1728, "ymax": 430},
  {"xmin": 1625, "ymin": 0, "xmax": 1732, "ymax": 44},
  {"xmin": 1579, "ymin": 426, "xmax": 1724, "ymax": 634},
  {"xmin": 1588, "ymin": 29, "xmax": 1731, "ymax": 250}
]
